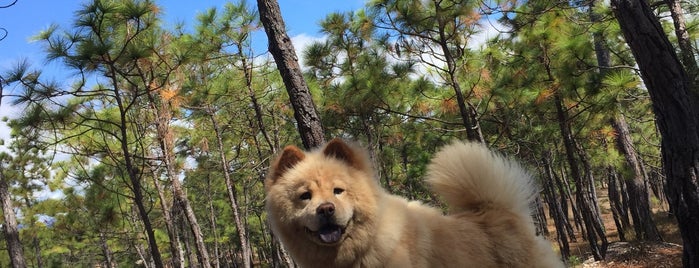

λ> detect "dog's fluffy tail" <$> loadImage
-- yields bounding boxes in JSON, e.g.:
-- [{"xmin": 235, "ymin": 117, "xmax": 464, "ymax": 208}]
[{"xmin": 427, "ymin": 141, "xmax": 535, "ymax": 218}]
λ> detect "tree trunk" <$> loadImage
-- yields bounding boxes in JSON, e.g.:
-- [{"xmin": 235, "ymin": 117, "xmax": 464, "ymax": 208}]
[
  {"xmin": 111, "ymin": 74, "xmax": 164, "ymax": 268},
  {"xmin": 612, "ymin": 115, "xmax": 663, "ymax": 241},
  {"xmin": 151, "ymin": 167, "xmax": 185, "ymax": 268},
  {"xmin": 240, "ymin": 50, "xmax": 276, "ymax": 152},
  {"xmin": 576, "ymin": 142, "xmax": 609, "ymax": 253},
  {"xmin": 554, "ymin": 166, "xmax": 577, "ymax": 241},
  {"xmin": 665, "ymin": 0, "xmax": 698, "ymax": 88},
  {"xmin": 0, "ymin": 169, "xmax": 27, "ymax": 268},
  {"xmin": 146, "ymin": 91, "xmax": 211, "ymax": 268},
  {"xmin": 257, "ymin": 0, "xmax": 325, "ymax": 149},
  {"xmin": 206, "ymin": 175, "xmax": 221, "ymax": 268},
  {"xmin": 554, "ymin": 91, "xmax": 607, "ymax": 260},
  {"xmin": 606, "ymin": 166, "xmax": 628, "ymax": 241},
  {"xmin": 533, "ymin": 195, "xmax": 549, "ymax": 236},
  {"xmin": 32, "ymin": 237, "xmax": 42, "ymax": 268},
  {"xmin": 99, "ymin": 230, "xmax": 115, "ymax": 268},
  {"xmin": 208, "ymin": 109, "xmax": 252, "ymax": 268},
  {"xmin": 541, "ymin": 152, "xmax": 571, "ymax": 260},
  {"xmin": 611, "ymin": 1, "xmax": 699, "ymax": 265}
]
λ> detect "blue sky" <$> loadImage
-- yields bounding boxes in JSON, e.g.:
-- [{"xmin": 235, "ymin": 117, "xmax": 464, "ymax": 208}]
[{"xmin": 0, "ymin": 0, "xmax": 364, "ymax": 148}]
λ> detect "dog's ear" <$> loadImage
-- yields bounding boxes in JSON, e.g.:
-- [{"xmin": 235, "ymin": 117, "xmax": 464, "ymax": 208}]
[
  {"xmin": 322, "ymin": 138, "xmax": 367, "ymax": 171},
  {"xmin": 267, "ymin": 145, "xmax": 305, "ymax": 185}
]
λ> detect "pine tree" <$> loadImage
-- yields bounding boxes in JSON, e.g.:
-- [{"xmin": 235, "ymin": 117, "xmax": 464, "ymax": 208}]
[{"xmin": 611, "ymin": 0, "xmax": 699, "ymax": 265}]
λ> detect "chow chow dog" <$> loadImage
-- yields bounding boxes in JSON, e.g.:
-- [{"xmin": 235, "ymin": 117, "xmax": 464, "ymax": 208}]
[{"xmin": 265, "ymin": 138, "xmax": 564, "ymax": 267}]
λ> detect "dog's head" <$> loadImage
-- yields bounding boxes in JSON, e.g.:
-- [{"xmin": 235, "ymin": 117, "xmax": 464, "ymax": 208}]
[{"xmin": 265, "ymin": 138, "xmax": 378, "ymax": 246}]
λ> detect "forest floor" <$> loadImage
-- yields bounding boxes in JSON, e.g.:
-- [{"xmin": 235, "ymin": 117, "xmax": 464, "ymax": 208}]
[{"xmin": 549, "ymin": 194, "xmax": 684, "ymax": 267}]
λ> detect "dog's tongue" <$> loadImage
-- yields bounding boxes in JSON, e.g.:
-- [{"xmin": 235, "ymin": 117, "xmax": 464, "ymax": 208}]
[{"xmin": 319, "ymin": 226, "xmax": 342, "ymax": 243}]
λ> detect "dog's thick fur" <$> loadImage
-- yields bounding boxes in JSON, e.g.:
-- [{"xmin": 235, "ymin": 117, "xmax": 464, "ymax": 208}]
[{"xmin": 265, "ymin": 139, "xmax": 564, "ymax": 267}]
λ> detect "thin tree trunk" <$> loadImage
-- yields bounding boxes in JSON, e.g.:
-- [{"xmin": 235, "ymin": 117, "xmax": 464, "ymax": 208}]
[
  {"xmin": 111, "ymin": 73, "xmax": 164, "ymax": 268},
  {"xmin": 542, "ymin": 152, "xmax": 570, "ymax": 260},
  {"xmin": 534, "ymin": 195, "xmax": 549, "ymax": 236},
  {"xmin": 240, "ymin": 52, "xmax": 275, "ymax": 153},
  {"xmin": 612, "ymin": 115, "xmax": 663, "ymax": 241},
  {"xmin": 665, "ymin": 0, "xmax": 698, "ymax": 88},
  {"xmin": 257, "ymin": 0, "xmax": 325, "ymax": 149},
  {"xmin": 0, "ymin": 169, "xmax": 27, "ymax": 268},
  {"xmin": 151, "ymin": 167, "xmax": 185, "ymax": 268},
  {"xmin": 146, "ymin": 90, "xmax": 211, "ymax": 268},
  {"xmin": 552, "ymin": 165, "xmax": 576, "ymax": 241},
  {"xmin": 130, "ymin": 205, "xmax": 154, "ymax": 268},
  {"xmin": 207, "ymin": 109, "xmax": 252, "ymax": 268},
  {"xmin": 134, "ymin": 241, "xmax": 152, "ymax": 268},
  {"xmin": 177, "ymin": 207, "xmax": 197, "ymax": 268},
  {"xmin": 99, "ymin": 230, "xmax": 115, "ymax": 268},
  {"xmin": 611, "ymin": 1, "xmax": 699, "ymax": 265},
  {"xmin": 206, "ymin": 174, "xmax": 221, "ymax": 268},
  {"xmin": 577, "ymin": 142, "xmax": 609, "ymax": 251},
  {"xmin": 606, "ymin": 166, "xmax": 628, "ymax": 241},
  {"xmin": 554, "ymin": 91, "xmax": 607, "ymax": 260},
  {"xmin": 32, "ymin": 237, "xmax": 42, "ymax": 268}
]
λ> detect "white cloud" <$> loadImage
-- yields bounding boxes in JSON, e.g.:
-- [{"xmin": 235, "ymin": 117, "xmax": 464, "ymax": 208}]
[
  {"xmin": 290, "ymin": 33, "xmax": 326, "ymax": 70},
  {"xmin": 0, "ymin": 104, "xmax": 22, "ymax": 153},
  {"xmin": 469, "ymin": 16, "xmax": 506, "ymax": 50},
  {"xmin": 33, "ymin": 184, "xmax": 65, "ymax": 200}
]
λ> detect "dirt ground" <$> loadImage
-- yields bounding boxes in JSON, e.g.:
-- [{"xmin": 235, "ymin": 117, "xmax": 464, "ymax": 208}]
[
  {"xmin": 547, "ymin": 195, "xmax": 684, "ymax": 267},
  {"xmin": 578, "ymin": 241, "xmax": 683, "ymax": 268}
]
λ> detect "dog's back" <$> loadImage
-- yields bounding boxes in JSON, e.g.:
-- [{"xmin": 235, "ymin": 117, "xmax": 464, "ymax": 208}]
[{"xmin": 426, "ymin": 141, "xmax": 565, "ymax": 267}]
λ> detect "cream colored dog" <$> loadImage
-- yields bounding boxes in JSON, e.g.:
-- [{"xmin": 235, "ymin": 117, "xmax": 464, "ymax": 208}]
[{"xmin": 265, "ymin": 138, "xmax": 564, "ymax": 267}]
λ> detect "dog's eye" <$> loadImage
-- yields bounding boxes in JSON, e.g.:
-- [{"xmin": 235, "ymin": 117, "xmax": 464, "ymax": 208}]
[
  {"xmin": 333, "ymin": 188, "xmax": 344, "ymax": 195},
  {"xmin": 299, "ymin": 192, "xmax": 312, "ymax": 200}
]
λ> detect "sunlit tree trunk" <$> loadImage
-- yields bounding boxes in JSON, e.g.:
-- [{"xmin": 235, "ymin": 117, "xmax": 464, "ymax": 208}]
[
  {"xmin": 207, "ymin": 108, "xmax": 252, "ymax": 268},
  {"xmin": 665, "ymin": 0, "xmax": 698, "ymax": 88},
  {"xmin": 0, "ymin": 167, "xmax": 27, "ymax": 268},
  {"xmin": 112, "ymin": 76, "xmax": 164, "ymax": 268},
  {"xmin": 257, "ymin": 0, "xmax": 325, "ymax": 149},
  {"xmin": 205, "ymin": 175, "xmax": 221, "ymax": 268},
  {"xmin": 151, "ymin": 167, "xmax": 185, "ymax": 268},
  {"xmin": 146, "ymin": 89, "xmax": 211, "ymax": 268}
]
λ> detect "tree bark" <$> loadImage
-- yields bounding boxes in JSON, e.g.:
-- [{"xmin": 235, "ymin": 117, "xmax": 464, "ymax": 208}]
[
  {"xmin": 99, "ymin": 230, "xmax": 115, "ymax": 268},
  {"xmin": 665, "ymin": 0, "xmax": 698, "ymax": 89},
  {"xmin": 554, "ymin": 166, "xmax": 577, "ymax": 241},
  {"xmin": 257, "ymin": 0, "xmax": 325, "ymax": 149},
  {"xmin": 206, "ymin": 175, "xmax": 221, "ymax": 268},
  {"xmin": 0, "ymin": 168, "xmax": 27, "ymax": 268},
  {"xmin": 434, "ymin": 5, "xmax": 483, "ymax": 143},
  {"xmin": 541, "ymin": 151, "xmax": 571, "ymax": 260},
  {"xmin": 110, "ymin": 72, "xmax": 164, "ymax": 268},
  {"xmin": 606, "ymin": 166, "xmax": 627, "ymax": 242},
  {"xmin": 151, "ymin": 167, "xmax": 185, "ymax": 268},
  {"xmin": 611, "ymin": 0, "xmax": 699, "ymax": 266},
  {"xmin": 612, "ymin": 115, "xmax": 663, "ymax": 241},
  {"xmin": 554, "ymin": 91, "xmax": 607, "ymax": 260},
  {"xmin": 146, "ymin": 91, "xmax": 211, "ymax": 268},
  {"xmin": 208, "ymin": 109, "xmax": 252, "ymax": 268}
]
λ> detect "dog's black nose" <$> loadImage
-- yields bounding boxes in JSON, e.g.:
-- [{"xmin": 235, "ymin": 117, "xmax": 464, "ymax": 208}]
[{"xmin": 316, "ymin": 203, "xmax": 335, "ymax": 217}]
